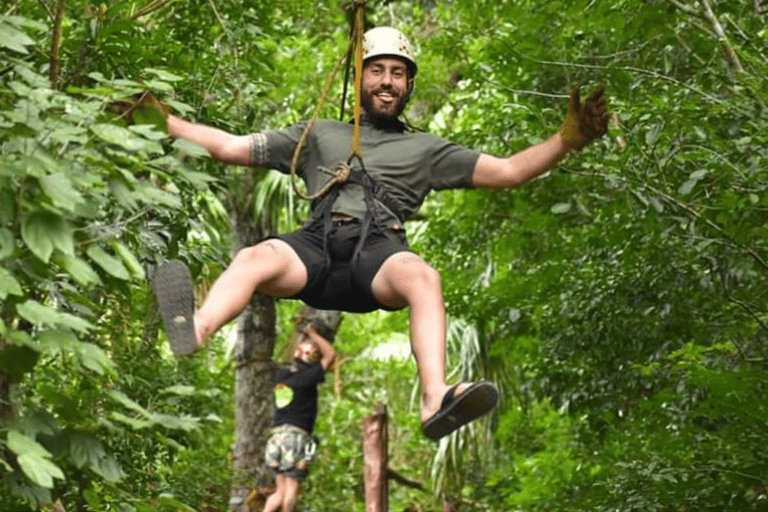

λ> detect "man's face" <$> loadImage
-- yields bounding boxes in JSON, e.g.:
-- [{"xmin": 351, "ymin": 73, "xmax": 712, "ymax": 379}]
[
  {"xmin": 294, "ymin": 338, "xmax": 318, "ymax": 363},
  {"xmin": 361, "ymin": 56, "xmax": 412, "ymax": 123}
]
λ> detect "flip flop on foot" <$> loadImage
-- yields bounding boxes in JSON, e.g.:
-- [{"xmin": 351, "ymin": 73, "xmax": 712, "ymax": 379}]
[
  {"xmin": 422, "ymin": 381, "xmax": 499, "ymax": 440},
  {"xmin": 154, "ymin": 259, "xmax": 197, "ymax": 356}
]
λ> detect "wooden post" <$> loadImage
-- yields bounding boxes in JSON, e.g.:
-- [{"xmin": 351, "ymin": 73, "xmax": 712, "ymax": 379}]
[{"xmin": 363, "ymin": 405, "xmax": 388, "ymax": 512}]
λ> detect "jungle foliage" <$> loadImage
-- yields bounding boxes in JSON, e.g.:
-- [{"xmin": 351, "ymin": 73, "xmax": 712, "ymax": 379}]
[{"xmin": 1, "ymin": 0, "xmax": 766, "ymax": 511}]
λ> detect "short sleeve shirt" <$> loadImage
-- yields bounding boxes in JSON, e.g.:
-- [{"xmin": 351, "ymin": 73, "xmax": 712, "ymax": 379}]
[
  {"xmin": 251, "ymin": 117, "xmax": 480, "ymax": 225},
  {"xmin": 272, "ymin": 360, "xmax": 325, "ymax": 434}
]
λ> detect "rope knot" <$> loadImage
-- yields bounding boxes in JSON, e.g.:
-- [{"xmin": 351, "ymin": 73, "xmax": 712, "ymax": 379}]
[{"xmin": 333, "ymin": 162, "xmax": 351, "ymax": 183}]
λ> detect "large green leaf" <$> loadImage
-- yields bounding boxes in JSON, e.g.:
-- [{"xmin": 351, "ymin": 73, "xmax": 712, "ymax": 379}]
[
  {"xmin": 0, "ymin": 227, "xmax": 15, "ymax": 260},
  {"xmin": 0, "ymin": 266, "xmax": 23, "ymax": 299},
  {"xmin": 55, "ymin": 253, "xmax": 103, "ymax": 286},
  {"xmin": 111, "ymin": 240, "xmax": 146, "ymax": 280},
  {"xmin": 87, "ymin": 243, "xmax": 131, "ymax": 280},
  {"xmin": 0, "ymin": 18, "xmax": 35, "ymax": 54},
  {"xmin": 21, "ymin": 212, "xmax": 75, "ymax": 262},
  {"xmin": 36, "ymin": 329, "xmax": 114, "ymax": 374},
  {"xmin": 16, "ymin": 300, "xmax": 93, "ymax": 332},
  {"xmin": 39, "ymin": 172, "xmax": 84, "ymax": 212},
  {"xmin": 6, "ymin": 431, "xmax": 64, "ymax": 488},
  {"xmin": 90, "ymin": 123, "xmax": 149, "ymax": 151},
  {"xmin": 17, "ymin": 453, "xmax": 65, "ymax": 488},
  {"xmin": 69, "ymin": 435, "xmax": 124, "ymax": 482}
]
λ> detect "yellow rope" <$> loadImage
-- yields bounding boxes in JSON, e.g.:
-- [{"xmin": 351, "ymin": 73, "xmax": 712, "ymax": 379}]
[
  {"xmin": 352, "ymin": 2, "xmax": 364, "ymax": 158},
  {"xmin": 289, "ymin": 0, "xmax": 366, "ymax": 201}
]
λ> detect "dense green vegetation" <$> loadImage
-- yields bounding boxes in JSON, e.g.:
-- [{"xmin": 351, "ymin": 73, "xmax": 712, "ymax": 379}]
[{"xmin": 1, "ymin": 0, "xmax": 766, "ymax": 510}]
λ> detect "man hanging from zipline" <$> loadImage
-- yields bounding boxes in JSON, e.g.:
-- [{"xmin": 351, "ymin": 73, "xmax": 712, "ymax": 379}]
[{"xmin": 151, "ymin": 26, "xmax": 609, "ymax": 440}]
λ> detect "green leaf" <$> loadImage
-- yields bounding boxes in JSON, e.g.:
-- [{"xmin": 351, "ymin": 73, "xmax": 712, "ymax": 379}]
[
  {"xmin": 39, "ymin": 172, "xmax": 84, "ymax": 212},
  {"xmin": 172, "ymin": 138, "xmax": 211, "ymax": 158},
  {"xmin": 82, "ymin": 489, "xmax": 102, "ymax": 509},
  {"xmin": 109, "ymin": 411, "xmax": 152, "ymax": 430},
  {"xmin": 145, "ymin": 68, "xmax": 184, "ymax": 81},
  {"xmin": 55, "ymin": 253, "xmax": 103, "ymax": 286},
  {"xmin": 0, "ymin": 227, "xmax": 15, "ymax": 260},
  {"xmin": 17, "ymin": 453, "xmax": 64, "ymax": 488},
  {"xmin": 156, "ymin": 494, "xmax": 197, "ymax": 512},
  {"xmin": 36, "ymin": 329, "xmax": 114, "ymax": 374},
  {"xmin": 0, "ymin": 266, "xmax": 23, "ymax": 299},
  {"xmin": 21, "ymin": 212, "xmax": 54, "ymax": 263},
  {"xmin": 111, "ymin": 240, "xmax": 145, "ymax": 280},
  {"xmin": 16, "ymin": 300, "xmax": 93, "ymax": 332},
  {"xmin": 90, "ymin": 123, "xmax": 147, "ymax": 151},
  {"xmin": 87, "ymin": 244, "xmax": 131, "ymax": 280},
  {"xmin": 21, "ymin": 212, "xmax": 75, "ymax": 261},
  {"xmin": 6, "ymin": 431, "xmax": 51, "ymax": 458},
  {"xmin": 109, "ymin": 389, "xmax": 151, "ymax": 416},
  {"xmin": 69, "ymin": 435, "xmax": 124, "ymax": 482},
  {"xmin": 6, "ymin": 430, "xmax": 64, "ymax": 487},
  {"xmin": 75, "ymin": 342, "xmax": 114, "ymax": 374},
  {"xmin": 0, "ymin": 21, "xmax": 35, "ymax": 54},
  {"xmin": 161, "ymin": 385, "xmax": 197, "ymax": 396}
]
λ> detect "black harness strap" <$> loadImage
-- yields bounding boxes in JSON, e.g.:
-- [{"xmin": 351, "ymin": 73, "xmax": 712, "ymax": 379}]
[{"xmin": 310, "ymin": 158, "xmax": 406, "ymax": 269}]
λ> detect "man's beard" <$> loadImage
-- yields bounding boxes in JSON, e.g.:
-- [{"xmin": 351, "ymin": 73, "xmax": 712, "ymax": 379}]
[{"xmin": 361, "ymin": 87, "xmax": 409, "ymax": 127}]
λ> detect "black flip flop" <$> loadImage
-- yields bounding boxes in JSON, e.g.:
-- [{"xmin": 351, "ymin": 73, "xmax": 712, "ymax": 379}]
[
  {"xmin": 422, "ymin": 380, "xmax": 499, "ymax": 440},
  {"xmin": 154, "ymin": 259, "xmax": 197, "ymax": 356}
]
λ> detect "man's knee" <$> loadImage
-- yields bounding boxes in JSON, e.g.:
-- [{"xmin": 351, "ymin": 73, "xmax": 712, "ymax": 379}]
[
  {"xmin": 373, "ymin": 253, "xmax": 442, "ymax": 307},
  {"xmin": 233, "ymin": 240, "xmax": 284, "ymax": 264},
  {"xmin": 392, "ymin": 254, "xmax": 441, "ymax": 291}
]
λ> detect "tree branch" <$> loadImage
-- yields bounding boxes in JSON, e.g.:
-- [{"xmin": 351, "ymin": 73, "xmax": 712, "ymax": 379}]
[
  {"xmin": 49, "ymin": 0, "xmax": 66, "ymax": 90},
  {"xmin": 387, "ymin": 468, "xmax": 426, "ymax": 491},
  {"xmin": 501, "ymin": 43, "xmax": 724, "ymax": 104},
  {"xmin": 666, "ymin": 0, "xmax": 701, "ymax": 16},
  {"xmin": 698, "ymin": 0, "xmax": 744, "ymax": 73}
]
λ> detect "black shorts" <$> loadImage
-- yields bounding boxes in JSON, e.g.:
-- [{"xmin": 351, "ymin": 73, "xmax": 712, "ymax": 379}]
[{"xmin": 272, "ymin": 219, "xmax": 410, "ymax": 313}]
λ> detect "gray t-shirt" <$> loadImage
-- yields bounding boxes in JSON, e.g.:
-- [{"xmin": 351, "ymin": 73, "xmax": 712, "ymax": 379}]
[{"xmin": 251, "ymin": 117, "xmax": 480, "ymax": 226}]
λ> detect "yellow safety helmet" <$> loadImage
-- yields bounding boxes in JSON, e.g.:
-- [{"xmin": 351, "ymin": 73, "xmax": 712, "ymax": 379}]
[{"xmin": 362, "ymin": 27, "xmax": 417, "ymax": 77}]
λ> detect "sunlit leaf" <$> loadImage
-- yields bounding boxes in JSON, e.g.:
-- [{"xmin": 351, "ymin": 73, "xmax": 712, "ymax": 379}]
[{"xmin": 0, "ymin": 266, "xmax": 23, "ymax": 299}]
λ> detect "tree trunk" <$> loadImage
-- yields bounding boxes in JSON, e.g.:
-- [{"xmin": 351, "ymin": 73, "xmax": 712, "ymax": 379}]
[
  {"xmin": 295, "ymin": 307, "xmax": 342, "ymax": 344},
  {"xmin": 229, "ymin": 293, "xmax": 276, "ymax": 512},
  {"xmin": 228, "ymin": 173, "xmax": 277, "ymax": 511},
  {"xmin": 363, "ymin": 405, "xmax": 388, "ymax": 512}
]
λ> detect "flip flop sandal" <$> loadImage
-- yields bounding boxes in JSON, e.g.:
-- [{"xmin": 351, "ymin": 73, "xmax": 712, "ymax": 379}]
[
  {"xmin": 154, "ymin": 259, "xmax": 197, "ymax": 356},
  {"xmin": 422, "ymin": 380, "xmax": 499, "ymax": 440}
]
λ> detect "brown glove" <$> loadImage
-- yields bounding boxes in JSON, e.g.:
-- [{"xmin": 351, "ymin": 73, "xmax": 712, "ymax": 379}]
[
  {"xmin": 109, "ymin": 90, "xmax": 170, "ymax": 132},
  {"xmin": 560, "ymin": 86, "xmax": 609, "ymax": 151}
]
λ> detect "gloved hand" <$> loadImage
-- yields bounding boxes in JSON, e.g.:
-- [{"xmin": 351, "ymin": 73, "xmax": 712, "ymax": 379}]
[
  {"xmin": 560, "ymin": 85, "xmax": 609, "ymax": 151},
  {"xmin": 109, "ymin": 90, "xmax": 170, "ymax": 132}
]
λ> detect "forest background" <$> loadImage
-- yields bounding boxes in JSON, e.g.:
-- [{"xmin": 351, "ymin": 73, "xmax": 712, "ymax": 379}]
[{"xmin": 1, "ymin": 0, "xmax": 767, "ymax": 511}]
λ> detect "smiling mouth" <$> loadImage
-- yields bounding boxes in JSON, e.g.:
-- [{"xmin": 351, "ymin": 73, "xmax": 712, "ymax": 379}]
[{"xmin": 375, "ymin": 91, "xmax": 396, "ymax": 102}]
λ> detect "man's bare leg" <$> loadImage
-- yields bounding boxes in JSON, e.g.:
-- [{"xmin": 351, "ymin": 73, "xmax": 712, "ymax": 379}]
[
  {"xmin": 262, "ymin": 473, "xmax": 286, "ymax": 512},
  {"xmin": 194, "ymin": 239, "xmax": 307, "ymax": 345},
  {"xmin": 280, "ymin": 476, "xmax": 301, "ymax": 512},
  {"xmin": 371, "ymin": 251, "xmax": 468, "ymax": 424}
]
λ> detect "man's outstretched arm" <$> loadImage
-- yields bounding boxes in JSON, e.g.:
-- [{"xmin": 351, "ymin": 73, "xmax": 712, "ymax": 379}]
[
  {"xmin": 168, "ymin": 115, "xmax": 255, "ymax": 167},
  {"xmin": 471, "ymin": 86, "xmax": 609, "ymax": 189}
]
